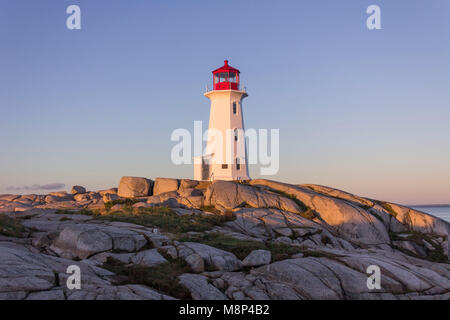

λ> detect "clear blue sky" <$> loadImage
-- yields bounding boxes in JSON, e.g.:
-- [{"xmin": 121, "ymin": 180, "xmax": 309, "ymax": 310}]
[{"xmin": 1, "ymin": 0, "xmax": 449, "ymax": 205}]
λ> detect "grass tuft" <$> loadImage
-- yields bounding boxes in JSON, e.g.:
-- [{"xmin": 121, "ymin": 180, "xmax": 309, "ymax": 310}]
[
  {"xmin": 104, "ymin": 198, "xmax": 139, "ymax": 210},
  {"xmin": 376, "ymin": 201, "xmax": 397, "ymax": 217},
  {"xmin": 0, "ymin": 214, "xmax": 26, "ymax": 237},
  {"xmin": 102, "ymin": 256, "xmax": 192, "ymax": 299}
]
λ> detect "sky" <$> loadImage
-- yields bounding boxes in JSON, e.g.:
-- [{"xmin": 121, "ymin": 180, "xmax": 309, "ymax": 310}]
[{"xmin": 0, "ymin": 0, "xmax": 449, "ymax": 205}]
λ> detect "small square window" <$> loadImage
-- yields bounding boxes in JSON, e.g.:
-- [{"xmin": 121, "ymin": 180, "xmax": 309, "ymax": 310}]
[{"xmin": 222, "ymin": 164, "xmax": 228, "ymax": 169}]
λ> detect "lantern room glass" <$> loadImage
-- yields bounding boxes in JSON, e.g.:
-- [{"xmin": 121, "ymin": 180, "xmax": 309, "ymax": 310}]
[{"xmin": 213, "ymin": 72, "xmax": 239, "ymax": 90}]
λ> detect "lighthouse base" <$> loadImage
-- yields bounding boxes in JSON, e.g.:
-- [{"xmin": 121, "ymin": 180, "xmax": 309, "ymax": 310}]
[{"xmin": 194, "ymin": 155, "xmax": 249, "ymax": 181}]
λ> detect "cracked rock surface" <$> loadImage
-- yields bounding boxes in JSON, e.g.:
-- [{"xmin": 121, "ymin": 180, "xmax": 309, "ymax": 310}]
[{"xmin": 0, "ymin": 178, "xmax": 449, "ymax": 300}]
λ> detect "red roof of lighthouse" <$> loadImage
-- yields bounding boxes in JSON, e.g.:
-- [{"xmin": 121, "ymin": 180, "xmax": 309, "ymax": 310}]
[{"xmin": 212, "ymin": 60, "xmax": 240, "ymax": 74}]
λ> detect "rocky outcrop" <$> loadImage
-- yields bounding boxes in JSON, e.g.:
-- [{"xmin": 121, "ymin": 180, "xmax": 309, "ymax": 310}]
[
  {"xmin": 243, "ymin": 250, "xmax": 271, "ymax": 267},
  {"xmin": 178, "ymin": 274, "xmax": 227, "ymax": 300},
  {"xmin": 0, "ymin": 241, "xmax": 174, "ymax": 300},
  {"xmin": 71, "ymin": 186, "xmax": 86, "ymax": 195},
  {"xmin": 249, "ymin": 180, "xmax": 391, "ymax": 246},
  {"xmin": 0, "ymin": 178, "xmax": 448, "ymax": 300},
  {"xmin": 118, "ymin": 177, "xmax": 153, "ymax": 198},
  {"xmin": 103, "ymin": 193, "xmax": 119, "ymax": 203},
  {"xmin": 179, "ymin": 242, "xmax": 242, "ymax": 271},
  {"xmin": 50, "ymin": 224, "xmax": 147, "ymax": 259},
  {"xmin": 204, "ymin": 180, "xmax": 301, "ymax": 213}
]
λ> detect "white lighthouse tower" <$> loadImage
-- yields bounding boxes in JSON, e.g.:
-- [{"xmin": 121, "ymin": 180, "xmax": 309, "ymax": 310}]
[{"xmin": 194, "ymin": 60, "xmax": 250, "ymax": 181}]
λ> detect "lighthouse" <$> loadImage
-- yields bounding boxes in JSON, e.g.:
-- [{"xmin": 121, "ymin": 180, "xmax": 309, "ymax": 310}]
[{"xmin": 194, "ymin": 60, "xmax": 250, "ymax": 181}]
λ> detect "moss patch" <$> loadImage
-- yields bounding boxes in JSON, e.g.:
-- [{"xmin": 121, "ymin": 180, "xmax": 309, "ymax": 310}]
[
  {"xmin": 102, "ymin": 256, "xmax": 192, "ymax": 299},
  {"xmin": 376, "ymin": 201, "xmax": 397, "ymax": 217},
  {"xmin": 104, "ymin": 198, "xmax": 139, "ymax": 210},
  {"xmin": 0, "ymin": 215, "xmax": 26, "ymax": 237}
]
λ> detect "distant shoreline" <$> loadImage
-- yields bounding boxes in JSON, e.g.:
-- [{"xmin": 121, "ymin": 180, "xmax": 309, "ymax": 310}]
[{"xmin": 410, "ymin": 204, "xmax": 450, "ymax": 208}]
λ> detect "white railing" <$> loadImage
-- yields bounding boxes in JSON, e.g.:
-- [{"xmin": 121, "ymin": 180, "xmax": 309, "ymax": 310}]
[{"xmin": 205, "ymin": 84, "xmax": 247, "ymax": 93}]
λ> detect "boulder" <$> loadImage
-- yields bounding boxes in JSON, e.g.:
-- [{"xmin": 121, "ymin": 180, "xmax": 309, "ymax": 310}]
[
  {"xmin": 45, "ymin": 193, "xmax": 73, "ymax": 203},
  {"xmin": 179, "ymin": 179, "xmax": 199, "ymax": 190},
  {"xmin": 181, "ymin": 242, "xmax": 242, "ymax": 271},
  {"xmin": 118, "ymin": 176, "xmax": 153, "ymax": 198},
  {"xmin": 74, "ymin": 193, "xmax": 91, "ymax": 202},
  {"xmin": 181, "ymin": 196, "xmax": 203, "ymax": 209},
  {"xmin": 50, "ymin": 225, "xmax": 113, "ymax": 259},
  {"xmin": 98, "ymin": 188, "xmax": 118, "ymax": 196},
  {"xmin": 204, "ymin": 180, "xmax": 301, "ymax": 213},
  {"xmin": 153, "ymin": 178, "xmax": 179, "ymax": 196},
  {"xmin": 49, "ymin": 191, "xmax": 71, "ymax": 198},
  {"xmin": 130, "ymin": 249, "xmax": 168, "ymax": 267},
  {"xmin": 178, "ymin": 188, "xmax": 195, "ymax": 197},
  {"xmin": 147, "ymin": 195, "xmax": 162, "ymax": 205},
  {"xmin": 185, "ymin": 254, "xmax": 205, "ymax": 273},
  {"xmin": 103, "ymin": 193, "xmax": 119, "ymax": 203},
  {"xmin": 179, "ymin": 274, "xmax": 227, "ymax": 300},
  {"xmin": 71, "ymin": 186, "xmax": 86, "ymax": 195},
  {"xmin": 243, "ymin": 250, "xmax": 271, "ymax": 267},
  {"xmin": 50, "ymin": 224, "xmax": 147, "ymax": 259}
]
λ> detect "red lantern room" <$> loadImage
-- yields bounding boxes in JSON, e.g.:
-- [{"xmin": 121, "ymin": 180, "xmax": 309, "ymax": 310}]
[{"xmin": 212, "ymin": 60, "xmax": 240, "ymax": 90}]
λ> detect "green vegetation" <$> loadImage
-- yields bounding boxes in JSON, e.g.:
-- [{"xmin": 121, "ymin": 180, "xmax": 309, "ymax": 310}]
[
  {"xmin": 55, "ymin": 206, "xmax": 234, "ymax": 234},
  {"xmin": 198, "ymin": 205, "xmax": 222, "ymax": 215},
  {"xmin": 376, "ymin": 201, "xmax": 397, "ymax": 217},
  {"xmin": 0, "ymin": 214, "xmax": 26, "ymax": 237},
  {"xmin": 177, "ymin": 232, "xmax": 305, "ymax": 262},
  {"xmin": 102, "ymin": 256, "xmax": 192, "ymax": 299},
  {"xmin": 390, "ymin": 231, "xmax": 447, "ymax": 263},
  {"xmin": 55, "ymin": 208, "xmax": 96, "ymax": 215},
  {"xmin": 301, "ymin": 250, "xmax": 342, "ymax": 259},
  {"xmin": 99, "ymin": 207, "xmax": 234, "ymax": 234},
  {"xmin": 104, "ymin": 198, "xmax": 139, "ymax": 210}
]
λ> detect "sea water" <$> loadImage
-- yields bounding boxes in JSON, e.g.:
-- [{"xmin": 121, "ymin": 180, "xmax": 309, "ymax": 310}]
[{"xmin": 411, "ymin": 206, "xmax": 450, "ymax": 223}]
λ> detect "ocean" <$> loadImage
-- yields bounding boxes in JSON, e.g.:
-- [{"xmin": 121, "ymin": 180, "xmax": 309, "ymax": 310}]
[{"xmin": 411, "ymin": 206, "xmax": 450, "ymax": 223}]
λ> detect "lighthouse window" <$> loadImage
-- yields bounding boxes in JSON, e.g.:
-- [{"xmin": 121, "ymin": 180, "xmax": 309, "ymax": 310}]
[
  {"xmin": 222, "ymin": 164, "xmax": 228, "ymax": 169},
  {"xmin": 234, "ymin": 128, "xmax": 238, "ymax": 141},
  {"xmin": 229, "ymin": 73, "xmax": 237, "ymax": 83},
  {"xmin": 218, "ymin": 73, "xmax": 228, "ymax": 83},
  {"xmin": 233, "ymin": 102, "xmax": 237, "ymax": 114},
  {"xmin": 236, "ymin": 158, "xmax": 241, "ymax": 170}
]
